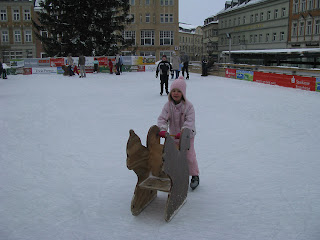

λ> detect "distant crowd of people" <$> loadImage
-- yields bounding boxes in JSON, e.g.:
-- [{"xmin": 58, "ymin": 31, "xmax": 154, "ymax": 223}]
[{"xmin": 65, "ymin": 53, "xmax": 123, "ymax": 77}]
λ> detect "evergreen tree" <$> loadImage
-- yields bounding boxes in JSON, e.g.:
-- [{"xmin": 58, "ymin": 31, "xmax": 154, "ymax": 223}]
[{"xmin": 33, "ymin": 0, "xmax": 133, "ymax": 57}]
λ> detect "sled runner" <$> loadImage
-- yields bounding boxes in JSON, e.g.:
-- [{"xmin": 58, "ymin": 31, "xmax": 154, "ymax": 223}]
[{"xmin": 126, "ymin": 125, "xmax": 190, "ymax": 222}]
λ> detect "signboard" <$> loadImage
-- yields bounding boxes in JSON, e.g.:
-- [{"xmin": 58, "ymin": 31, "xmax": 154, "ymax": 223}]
[
  {"xmin": 253, "ymin": 72, "xmax": 316, "ymax": 91},
  {"xmin": 23, "ymin": 68, "xmax": 32, "ymax": 75},
  {"xmin": 24, "ymin": 58, "xmax": 50, "ymax": 68},
  {"xmin": 236, "ymin": 70, "xmax": 254, "ymax": 81},
  {"xmin": 32, "ymin": 67, "xmax": 57, "ymax": 74},
  {"xmin": 225, "ymin": 68, "xmax": 236, "ymax": 78},
  {"xmin": 50, "ymin": 58, "xmax": 64, "ymax": 67},
  {"xmin": 10, "ymin": 59, "xmax": 24, "ymax": 68},
  {"xmin": 316, "ymin": 78, "xmax": 320, "ymax": 92}
]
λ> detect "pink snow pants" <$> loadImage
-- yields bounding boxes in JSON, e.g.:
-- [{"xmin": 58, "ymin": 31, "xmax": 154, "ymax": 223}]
[{"xmin": 176, "ymin": 137, "xmax": 199, "ymax": 176}]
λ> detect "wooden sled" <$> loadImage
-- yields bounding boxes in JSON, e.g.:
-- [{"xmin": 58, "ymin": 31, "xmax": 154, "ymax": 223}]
[{"xmin": 126, "ymin": 125, "xmax": 190, "ymax": 222}]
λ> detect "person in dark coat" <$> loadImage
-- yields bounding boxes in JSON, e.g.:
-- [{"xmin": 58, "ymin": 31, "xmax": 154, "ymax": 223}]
[
  {"xmin": 201, "ymin": 57, "xmax": 208, "ymax": 76},
  {"xmin": 156, "ymin": 55, "xmax": 173, "ymax": 95},
  {"xmin": 180, "ymin": 52, "xmax": 190, "ymax": 79}
]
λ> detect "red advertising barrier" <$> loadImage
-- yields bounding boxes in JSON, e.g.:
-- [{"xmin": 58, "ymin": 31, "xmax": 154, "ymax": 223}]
[
  {"xmin": 253, "ymin": 72, "xmax": 316, "ymax": 91},
  {"xmin": 23, "ymin": 68, "xmax": 32, "ymax": 75},
  {"xmin": 96, "ymin": 57, "xmax": 108, "ymax": 66},
  {"xmin": 50, "ymin": 58, "xmax": 65, "ymax": 67},
  {"xmin": 225, "ymin": 68, "xmax": 236, "ymax": 78}
]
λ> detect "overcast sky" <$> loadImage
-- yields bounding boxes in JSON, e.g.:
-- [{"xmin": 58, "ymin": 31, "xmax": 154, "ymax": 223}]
[{"xmin": 179, "ymin": 0, "xmax": 226, "ymax": 26}]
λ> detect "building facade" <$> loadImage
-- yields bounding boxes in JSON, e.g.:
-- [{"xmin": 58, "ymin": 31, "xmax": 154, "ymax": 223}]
[
  {"xmin": 179, "ymin": 23, "xmax": 203, "ymax": 61},
  {"xmin": 289, "ymin": 0, "xmax": 320, "ymax": 48},
  {"xmin": 202, "ymin": 15, "xmax": 219, "ymax": 62},
  {"xmin": 123, "ymin": 0, "xmax": 179, "ymax": 60},
  {"xmin": 217, "ymin": 0, "xmax": 290, "ymax": 54},
  {"xmin": 0, "ymin": 0, "xmax": 36, "ymax": 63}
]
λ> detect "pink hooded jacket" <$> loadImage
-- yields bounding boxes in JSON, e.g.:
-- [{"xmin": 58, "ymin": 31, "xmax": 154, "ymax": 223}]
[{"xmin": 157, "ymin": 76, "xmax": 199, "ymax": 176}]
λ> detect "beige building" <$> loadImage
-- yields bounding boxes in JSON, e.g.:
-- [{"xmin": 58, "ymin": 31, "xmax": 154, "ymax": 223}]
[
  {"xmin": 0, "ymin": 0, "xmax": 36, "ymax": 63},
  {"xmin": 123, "ymin": 0, "xmax": 179, "ymax": 61},
  {"xmin": 202, "ymin": 15, "xmax": 219, "ymax": 61},
  {"xmin": 179, "ymin": 23, "xmax": 203, "ymax": 61}
]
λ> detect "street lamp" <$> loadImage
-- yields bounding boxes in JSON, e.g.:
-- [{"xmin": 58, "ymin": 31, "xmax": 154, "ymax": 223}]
[{"xmin": 226, "ymin": 33, "xmax": 231, "ymax": 63}]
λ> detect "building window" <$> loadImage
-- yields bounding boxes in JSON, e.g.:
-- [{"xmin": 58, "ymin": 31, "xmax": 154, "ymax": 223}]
[
  {"xmin": 317, "ymin": 0, "xmax": 320, "ymax": 8},
  {"xmin": 140, "ymin": 51, "xmax": 155, "ymax": 56},
  {"xmin": 308, "ymin": 0, "xmax": 314, "ymax": 10},
  {"xmin": 243, "ymin": 16, "xmax": 246, "ymax": 24},
  {"xmin": 281, "ymin": 8, "xmax": 286, "ymax": 17},
  {"xmin": 1, "ymin": 30, "xmax": 9, "ymax": 42},
  {"xmin": 160, "ymin": 13, "xmax": 173, "ymax": 23},
  {"xmin": 129, "ymin": 14, "xmax": 135, "ymax": 23},
  {"xmin": 267, "ymin": 11, "xmax": 271, "ymax": 20},
  {"xmin": 259, "ymin": 34, "xmax": 263, "ymax": 42},
  {"xmin": 292, "ymin": 22, "xmax": 298, "ymax": 36},
  {"xmin": 260, "ymin": 12, "xmax": 264, "ymax": 21},
  {"xmin": 255, "ymin": 14, "xmax": 258, "ymax": 22},
  {"xmin": 145, "ymin": 0, "xmax": 150, "ymax": 5},
  {"xmin": 24, "ymin": 9, "xmax": 31, "ymax": 21},
  {"xmin": 274, "ymin": 9, "xmax": 278, "ymax": 19},
  {"xmin": 250, "ymin": 35, "xmax": 253, "ymax": 43},
  {"xmin": 25, "ymin": 30, "xmax": 32, "ymax": 42},
  {"xmin": 14, "ymin": 30, "xmax": 21, "ymax": 42},
  {"xmin": 254, "ymin": 34, "xmax": 258, "ymax": 43},
  {"xmin": 293, "ymin": 0, "xmax": 299, "ymax": 13},
  {"xmin": 238, "ymin": 17, "xmax": 241, "ymax": 25},
  {"xmin": 280, "ymin": 32, "xmax": 285, "ymax": 41},
  {"xmin": 306, "ymin": 20, "xmax": 312, "ymax": 35},
  {"xmin": 315, "ymin": 19, "xmax": 320, "ymax": 34},
  {"xmin": 130, "ymin": 0, "xmax": 135, "ymax": 5},
  {"xmin": 160, "ymin": 31, "xmax": 174, "ymax": 45},
  {"xmin": 272, "ymin": 33, "xmax": 277, "ymax": 41},
  {"xmin": 266, "ymin": 33, "xmax": 269, "ymax": 42},
  {"xmin": 13, "ymin": 9, "xmax": 20, "ymax": 21},
  {"xmin": 250, "ymin": 14, "xmax": 254, "ymax": 23},
  {"xmin": 145, "ymin": 13, "xmax": 150, "ymax": 23},
  {"xmin": 40, "ymin": 30, "xmax": 48, "ymax": 38},
  {"xmin": 299, "ymin": 22, "xmax": 305, "ymax": 36},
  {"xmin": 301, "ymin": 0, "xmax": 306, "ymax": 11},
  {"xmin": 123, "ymin": 30, "xmax": 136, "ymax": 45},
  {"xmin": 140, "ymin": 30, "xmax": 154, "ymax": 45},
  {"xmin": 160, "ymin": 0, "xmax": 173, "ymax": 6},
  {"xmin": 0, "ymin": 9, "xmax": 7, "ymax": 21}
]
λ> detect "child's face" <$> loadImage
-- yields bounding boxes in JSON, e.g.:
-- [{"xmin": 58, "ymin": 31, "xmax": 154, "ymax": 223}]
[
  {"xmin": 171, "ymin": 89, "xmax": 183, "ymax": 102},
  {"xmin": 162, "ymin": 56, "xmax": 167, "ymax": 61}
]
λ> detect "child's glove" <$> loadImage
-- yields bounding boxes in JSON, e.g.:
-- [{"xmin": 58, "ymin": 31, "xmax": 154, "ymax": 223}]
[
  {"xmin": 158, "ymin": 131, "xmax": 167, "ymax": 138},
  {"xmin": 175, "ymin": 133, "xmax": 181, "ymax": 139}
]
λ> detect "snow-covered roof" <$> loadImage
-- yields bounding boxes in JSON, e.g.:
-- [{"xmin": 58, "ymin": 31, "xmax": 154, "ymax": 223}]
[
  {"xmin": 217, "ymin": 0, "xmax": 268, "ymax": 15},
  {"xmin": 179, "ymin": 22, "xmax": 197, "ymax": 30},
  {"xmin": 222, "ymin": 48, "xmax": 320, "ymax": 54}
]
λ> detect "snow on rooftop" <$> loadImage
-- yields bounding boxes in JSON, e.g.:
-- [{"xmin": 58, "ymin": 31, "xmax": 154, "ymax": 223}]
[{"xmin": 217, "ymin": 0, "xmax": 268, "ymax": 15}]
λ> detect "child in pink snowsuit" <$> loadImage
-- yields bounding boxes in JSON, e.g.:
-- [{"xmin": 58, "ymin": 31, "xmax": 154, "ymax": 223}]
[{"xmin": 157, "ymin": 76, "xmax": 200, "ymax": 189}]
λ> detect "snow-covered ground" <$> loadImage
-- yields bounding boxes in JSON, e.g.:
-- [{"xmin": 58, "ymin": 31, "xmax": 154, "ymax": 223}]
[{"xmin": 0, "ymin": 71, "xmax": 319, "ymax": 240}]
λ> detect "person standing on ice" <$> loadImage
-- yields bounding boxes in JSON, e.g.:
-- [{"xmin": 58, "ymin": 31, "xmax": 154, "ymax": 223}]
[
  {"xmin": 66, "ymin": 54, "xmax": 74, "ymax": 76},
  {"xmin": 170, "ymin": 51, "xmax": 181, "ymax": 79},
  {"xmin": 180, "ymin": 52, "xmax": 190, "ymax": 79},
  {"xmin": 156, "ymin": 55, "xmax": 172, "ymax": 95},
  {"xmin": 78, "ymin": 54, "xmax": 86, "ymax": 78},
  {"xmin": 157, "ymin": 76, "xmax": 200, "ymax": 190}
]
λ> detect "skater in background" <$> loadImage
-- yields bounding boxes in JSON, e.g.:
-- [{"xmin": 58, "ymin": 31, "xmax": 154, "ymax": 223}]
[
  {"xmin": 201, "ymin": 57, "xmax": 208, "ymax": 76},
  {"xmin": 115, "ymin": 54, "xmax": 123, "ymax": 75},
  {"xmin": 157, "ymin": 76, "xmax": 200, "ymax": 189},
  {"xmin": 156, "ymin": 55, "xmax": 172, "ymax": 96},
  {"xmin": 93, "ymin": 58, "xmax": 99, "ymax": 73},
  {"xmin": 170, "ymin": 51, "xmax": 181, "ymax": 79},
  {"xmin": 180, "ymin": 52, "xmax": 190, "ymax": 79},
  {"xmin": 78, "ymin": 54, "xmax": 86, "ymax": 78},
  {"xmin": 108, "ymin": 59, "xmax": 113, "ymax": 74},
  {"xmin": 66, "ymin": 54, "xmax": 74, "ymax": 76}
]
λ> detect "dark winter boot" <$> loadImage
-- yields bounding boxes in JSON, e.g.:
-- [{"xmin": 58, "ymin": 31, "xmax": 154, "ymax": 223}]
[
  {"xmin": 186, "ymin": 75, "xmax": 189, "ymax": 80},
  {"xmin": 190, "ymin": 176, "xmax": 199, "ymax": 190}
]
